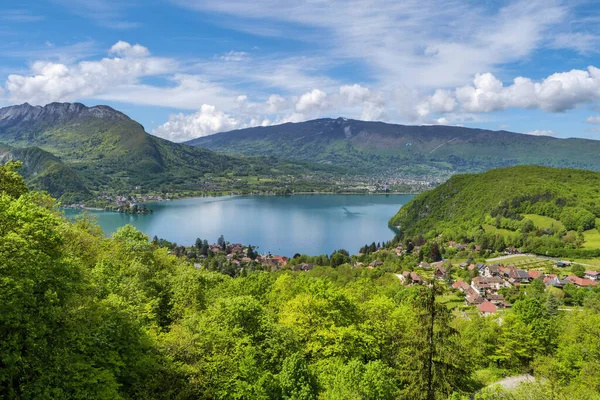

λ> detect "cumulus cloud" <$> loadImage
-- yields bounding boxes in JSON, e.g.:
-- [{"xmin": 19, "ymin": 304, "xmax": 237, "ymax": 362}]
[
  {"xmin": 416, "ymin": 89, "xmax": 457, "ymax": 117},
  {"xmin": 265, "ymin": 94, "xmax": 287, "ymax": 113},
  {"xmin": 525, "ymin": 129, "xmax": 557, "ymax": 136},
  {"xmin": 109, "ymin": 41, "xmax": 150, "ymax": 57},
  {"xmin": 458, "ymin": 67, "xmax": 600, "ymax": 113},
  {"xmin": 4, "ymin": 41, "xmax": 174, "ymax": 105},
  {"xmin": 415, "ymin": 66, "xmax": 600, "ymax": 119},
  {"xmin": 295, "ymin": 89, "xmax": 328, "ymax": 113},
  {"xmin": 153, "ymin": 104, "xmax": 243, "ymax": 142},
  {"xmin": 339, "ymin": 84, "xmax": 371, "ymax": 105},
  {"xmin": 338, "ymin": 84, "xmax": 386, "ymax": 120},
  {"xmin": 586, "ymin": 115, "xmax": 600, "ymax": 124}
]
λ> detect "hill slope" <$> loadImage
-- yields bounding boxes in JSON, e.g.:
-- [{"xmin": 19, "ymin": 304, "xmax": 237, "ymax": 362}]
[
  {"xmin": 186, "ymin": 118, "xmax": 600, "ymax": 178},
  {"xmin": 0, "ymin": 103, "xmax": 337, "ymax": 199},
  {"xmin": 389, "ymin": 166, "xmax": 600, "ymax": 254},
  {"xmin": 0, "ymin": 144, "xmax": 89, "ymax": 201}
]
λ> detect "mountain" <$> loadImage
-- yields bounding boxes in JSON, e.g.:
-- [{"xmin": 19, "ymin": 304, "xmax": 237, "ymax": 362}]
[
  {"xmin": 0, "ymin": 103, "xmax": 337, "ymax": 200},
  {"xmin": 0, "ymin": 144, "xmax": 89, "ymax": 201},
  {"xmin": 186, "ymin": 118, "xmax": 600, "ymax": 178},
  {"xmin": 389, "ymin": 166, "xmax": 600, "ymax": 255}
]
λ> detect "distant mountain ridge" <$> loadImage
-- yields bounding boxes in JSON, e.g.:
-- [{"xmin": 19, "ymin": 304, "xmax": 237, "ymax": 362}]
[
  {"xmin": 186, "ymin": 118, "xmax": 600, "ymax": 177},
  {"xmin": 0, "ymin": 102, "xmax": 337, "ymax": 201}
]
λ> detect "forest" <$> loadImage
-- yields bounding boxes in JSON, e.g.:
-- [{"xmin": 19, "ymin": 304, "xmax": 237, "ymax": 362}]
[
  {"xmin": 2, "ymin": 160, "xmax": 600, "ymax": 399},
  {"xmin": 389, "ymin": 165, "xmax": 600, "ymax": 257}
]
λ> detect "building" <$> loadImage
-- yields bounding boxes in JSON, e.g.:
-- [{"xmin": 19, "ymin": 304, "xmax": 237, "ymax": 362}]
[
  {"xmin": 477, "ymin": 301, "xmax": 498, "ymax": 315},
  {"xmin": 584, "ymin": 270, "xmax": 600, "ymax": 281}
]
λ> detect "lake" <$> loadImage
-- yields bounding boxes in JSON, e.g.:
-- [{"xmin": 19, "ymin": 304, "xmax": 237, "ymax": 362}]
[{"xmin": 64, "ymin": 194, "xmax": 414, "ymax": 256}]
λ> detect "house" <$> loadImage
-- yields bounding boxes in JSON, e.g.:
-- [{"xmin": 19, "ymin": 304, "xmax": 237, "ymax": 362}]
[
  {"xmin": 266, "ymin": 255, "xmax": 289, "ymax": 267},
  {"xmin": 486, "ymin": 294, "xmax": 505, "ymax": 306},
  {"xmin": 545, "ymin": 276, "xmax": 568, "ymax": 288},
  {"xmin": 585, "ymin": 270, "xmax": 600, "ymax": 281},
  {"xmin": 483, "ymin": 265, "xmax": 500, "ymax": 277},
  {"xmin": 471, "ymin": 277, "xmax": 491, "ymax": 295},
  {"xmin": 528, "ymin": 270, "xmax": 544, "ymax": 280},
  {"xmin": 465, "ymin": 293, "xmax": 485, "ymax": 306},
  {"xmin": 452, "ymin": 280, "xmax": 471, "ymax": 293},
  {"xmin": 508, "ymin": 268, "xmax": 531, "ymax": 283},
  {"xmin": 434, "ymin": 266, "xmax": 447, "ymax": 280},
  {"xmin": 477, "ymin": 301, "xmax": 498, "ymax": 315},
  {"xmin": 486, "ymin": 276, "xmax": 508, "ymax": 291},
  {"xmin": 401, "ymin": 271, "xmax": 425, "ymax": 285},
  {"xmin": 565, "ymin": 275, "xmax": 596, "ymax": 287},
  {"xmin": 301, "ymin": 263, "xmax": 314, "ymax": 271}
]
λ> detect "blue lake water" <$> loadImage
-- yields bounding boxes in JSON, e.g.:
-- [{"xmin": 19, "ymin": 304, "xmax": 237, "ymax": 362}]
[{"xmin": 64, "ymin": 194, "xmax": 414, "ymax": 256}]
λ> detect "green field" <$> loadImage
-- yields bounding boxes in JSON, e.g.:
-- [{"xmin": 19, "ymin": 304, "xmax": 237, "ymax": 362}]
[
  {"xmin": 523, "ymin": 214, "xmax": 564, "ymax": 230},
  {"xmin": 583, "ymin": 228, "xmax": 600, "ymax": 249},
  {"xmin": 482, "ymin": 224, "xmax": 521, "ymax": 239}
]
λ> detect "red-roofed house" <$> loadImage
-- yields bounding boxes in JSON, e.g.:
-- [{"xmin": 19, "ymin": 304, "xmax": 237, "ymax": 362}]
[
  {"xmin": 528, "ymin": 270, "xmax": 543, "ymax": 280},
  {"xmin": 477, "ymin": 301, "xmax": 498, "ymax": 315},
  {"xmin": 566, "ymin": 275, "xmax": 596, "ymax": 287}
]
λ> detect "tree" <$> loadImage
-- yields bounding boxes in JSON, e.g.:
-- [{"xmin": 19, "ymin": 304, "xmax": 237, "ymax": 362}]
[
  {"xmin": 0, "ymin": 160, "xmax": 28, "ymax": 198},
  {"xmin": 278, "ymin": 353, "xmax": 317, "ymax": 400},
  {"xmin": 398, "ymin": 283, "xmax": 472, "ymax": 399},
  {"xmin": 571, "ymin": 264, "xmax": 585, "ymax": 278},
  {"xmin": 218, "ymin": 234, "xmax": 226, "ymax": 250}
]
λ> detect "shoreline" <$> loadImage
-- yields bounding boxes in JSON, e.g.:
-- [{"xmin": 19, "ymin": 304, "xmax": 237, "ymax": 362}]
[{"xmin": 140, "ymin": 191, "xmax": 417, "ymax": 204}]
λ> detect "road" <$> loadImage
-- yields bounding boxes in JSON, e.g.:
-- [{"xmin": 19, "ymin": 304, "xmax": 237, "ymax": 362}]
[{"xmin": 489, "ymin": 374, "xmax": 535, "ymax": 390}]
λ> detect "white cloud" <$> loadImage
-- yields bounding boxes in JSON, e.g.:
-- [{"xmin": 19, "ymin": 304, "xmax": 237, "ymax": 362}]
[
  {"xmin": 109, "ymin": 41, "xmax": 150, "ymax": 57},
  {"xmin": 219, "ymin": 51, "xmax": 249, "ymax": 62},
  {"xmin": 296, "ymin": 89, "xmax": 328, "ymax": 113},
  {"xmin": 339, "ymin": 84, "xmax": 371, "ymax": 105},
  {"xmin": 338, "ymin": 84, "xmax": 386, "ymax": 120},
  {"xmin": 153, "ymin": 104, "xmax": 243, "ymax": 142},
  {"xmin": 525, "ymin": 129, "xmax": 557, "ymax": 136},
  {"xmin": 414, "ymin": 67, "xmax": 600, "ymax": 119},
  {"xmin": 4, "ymin": 41, "xmax": 174, "ymax": 105},
  {"xmin": 586, "ymin": 115, "xmax": 600, "ymax": 124},
  {"xmin": 174, "ymin": 0, "xmax": 573, "ymax": 87},
  {"xmin": 265, "ymin": 94, "xmax": 287, "ymax": 113}
]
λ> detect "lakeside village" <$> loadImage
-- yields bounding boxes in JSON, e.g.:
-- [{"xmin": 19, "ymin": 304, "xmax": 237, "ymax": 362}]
[
  {"xmin": 156, "ymin": 234, "xmax": 600, "ymax": 314},
  {"xmin": 64, "ymin": 173, "xmax": 442, "ymax": 211}
]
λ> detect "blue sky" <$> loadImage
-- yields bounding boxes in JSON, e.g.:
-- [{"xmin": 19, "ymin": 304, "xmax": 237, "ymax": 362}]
[{"xmin": 2, "ymin": 0, "xmax": 600, "ymax": 142}]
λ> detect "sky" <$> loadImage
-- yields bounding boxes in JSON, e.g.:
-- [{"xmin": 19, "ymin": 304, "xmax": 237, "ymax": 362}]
[{"xmin": 2, "ymin": 0, "xmax": 600, "ymax": 142}]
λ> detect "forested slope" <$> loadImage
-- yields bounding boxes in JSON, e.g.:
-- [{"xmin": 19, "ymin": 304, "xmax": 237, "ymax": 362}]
[{"xmin": 2, "ymin": 161, "xmax": 599, "ymax": 399}]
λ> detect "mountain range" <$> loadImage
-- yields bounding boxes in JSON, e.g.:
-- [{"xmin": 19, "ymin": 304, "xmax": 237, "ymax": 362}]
[
  {"xmin": 0, "ymin": 103, "xmax": 337, "ymax": 202},
  {"xmin": 186, "ymin": 118, "xmax": 600, "ymax": 177},
  {"xmin": 4, "ymin": 102, "xmax": 600, "ymax": 203}
]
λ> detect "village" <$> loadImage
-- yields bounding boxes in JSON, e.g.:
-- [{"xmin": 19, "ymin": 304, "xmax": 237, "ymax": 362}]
[{"xmin": 166, "ymin": 234, "xmax": 600, "ymax": 318}]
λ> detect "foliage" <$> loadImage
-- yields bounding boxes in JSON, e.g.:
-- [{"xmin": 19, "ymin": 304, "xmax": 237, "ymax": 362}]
[
  {"xmin": 1, "ymin": 172, "xmax": 600, "ymax": 398},
  {"xmin": 390, "ymin": 166, "xmax": 600, "ymax": 255}
]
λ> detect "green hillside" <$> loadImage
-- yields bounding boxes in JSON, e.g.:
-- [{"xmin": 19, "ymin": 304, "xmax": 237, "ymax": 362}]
[
  {"xmin": 187, "ymin": 118, "xmax": 600, "ymax": 178},
  {"xmin": 0, "ymin": 103, "xmax": 340, "ymax": 200},
  {"xmin": 389, "ymin": 166, "xmax": 600, "ymax": 256},
  {"xmin": 0, "ymin": 144, "xmax": 89, "ymax": 201}
]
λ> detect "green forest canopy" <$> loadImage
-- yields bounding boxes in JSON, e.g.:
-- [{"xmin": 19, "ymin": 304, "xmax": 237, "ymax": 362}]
[{"xmin": 1, "ymin": 161, "xmax": 600, "ymax": 399}]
